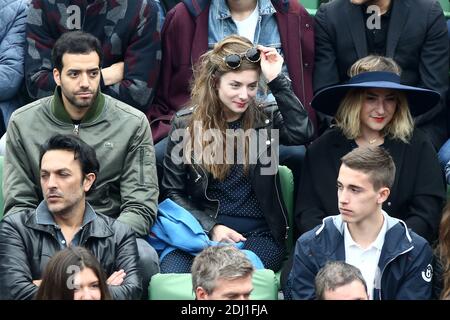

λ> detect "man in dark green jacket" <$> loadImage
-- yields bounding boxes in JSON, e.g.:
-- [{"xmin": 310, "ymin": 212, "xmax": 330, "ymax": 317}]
[
  {"xmin": 24, "ymin": 0, "xmax": 161, "ymax": 113},
  {"xmin": 4, "ymin": 31, "xmax": 159, "ymax": 296}
]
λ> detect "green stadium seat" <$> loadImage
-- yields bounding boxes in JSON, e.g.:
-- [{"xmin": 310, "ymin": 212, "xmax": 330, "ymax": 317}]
[
  {"xmin": 439, "ymin": 0, "xmax": 450, "ymax": 19},
  {"xmin": 275, "ymin": 165, "xmax": 294, "ymax": 288},
  {"xmin": 300, "ymin": 0, "xmax": 319, "ymax": 15},
  {"xmin": 278, "ymin": 165, "xmax": 295, "ymax": 256},
  {"xmin": 148, "ymin": 269, "xmax": 278, "ymax": 300}
]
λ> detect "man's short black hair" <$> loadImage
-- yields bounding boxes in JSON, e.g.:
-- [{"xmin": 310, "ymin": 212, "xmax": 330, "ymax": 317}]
[
  {"xmin": 51, "ymin": 31, "xmax": 103, "ymax": 71},
  {"xmin": 39, "ymin": 134, "xmax": 100, "ymax": 194}
]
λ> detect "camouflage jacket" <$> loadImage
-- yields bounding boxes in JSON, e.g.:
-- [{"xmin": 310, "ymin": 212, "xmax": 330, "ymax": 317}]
[{"xmin": 25, "ymin": 0, "xmax": 161, "ymax": 112}]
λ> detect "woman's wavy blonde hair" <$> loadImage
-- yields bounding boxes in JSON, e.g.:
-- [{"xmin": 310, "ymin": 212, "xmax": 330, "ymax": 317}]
[
  {"xmin": 185, "ymin": 35, "xmax": 265, "ymax": 180},
  {"xmin": 335, "ymin": 56, "xmax": 414, "ymax": 143}
]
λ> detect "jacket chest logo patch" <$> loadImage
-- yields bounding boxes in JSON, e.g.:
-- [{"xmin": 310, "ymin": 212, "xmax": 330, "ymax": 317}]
[
  {"xmin": 104, "ymin": 142, "xmax": 114, "ymax": 149},
  {"xmin": 421, "ymin": 264, "xmax": 433, "ymax": 282}
]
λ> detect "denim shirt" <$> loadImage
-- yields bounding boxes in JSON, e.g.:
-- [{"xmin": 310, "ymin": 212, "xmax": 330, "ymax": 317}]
[
  {"xmin": 35, "ymin": 201, "xmax": 97, "ymax": 249},
  {"xmin": 208, "ymin": 0, "xmax": 289, "ymax": 102}
]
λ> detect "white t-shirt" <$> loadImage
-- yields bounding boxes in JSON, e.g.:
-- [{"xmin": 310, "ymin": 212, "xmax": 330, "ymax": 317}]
[
  {"xmin": 344, "ymin": 215, "xmax": 387, "ymax": 300},
  {"xmin": 233, "ymin": 5, "xmax": 259, "ymax": 43}
]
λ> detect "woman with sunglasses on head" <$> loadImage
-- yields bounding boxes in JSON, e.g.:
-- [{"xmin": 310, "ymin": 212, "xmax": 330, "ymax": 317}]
[
  {"xmin": 296, "ymin": 55, "xmax": 445, "ymax": 244},
  {"xmin": 160, "ymin": 35, "xmax": 314, "ymax": 273}
]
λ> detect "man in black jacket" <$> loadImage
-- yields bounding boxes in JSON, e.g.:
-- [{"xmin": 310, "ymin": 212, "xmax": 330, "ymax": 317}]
[
  {"xmin": 314, "ymin": 0, "xmax": 449, "ymax": 149},
  {"xmin": 0, "ymin": 134, "xmax": 141, "ymax": 300}
]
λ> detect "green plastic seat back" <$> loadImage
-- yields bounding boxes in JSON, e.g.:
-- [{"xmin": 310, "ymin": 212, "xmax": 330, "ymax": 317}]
[
  {"xmin": 149, "ymin": 269, "xmax": 278, "ymax": 300},
  {"xmin": 439, "ymin": 0, "xmax": 450, "ymax": 12},
  {"xmin": 278, "ymin": 165, "xmax": 294, "ymax": 256},
  {"xmin": 300, "ymin": 0, "xmax": 319, "ymax": 15}
]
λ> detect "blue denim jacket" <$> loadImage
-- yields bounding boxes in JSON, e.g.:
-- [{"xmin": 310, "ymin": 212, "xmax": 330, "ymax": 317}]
[
  {"xmin": 208, "ymin": 0, "xmax": 280, "ymax": 46},
  {"xmin": 208, "ymin": 0, "xmax": 288, "ymax": 101}
]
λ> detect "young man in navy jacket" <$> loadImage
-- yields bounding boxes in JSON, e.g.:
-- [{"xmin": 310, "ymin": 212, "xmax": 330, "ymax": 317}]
[{"xmin": 289, "ymin": 147, "xmax": 433, "ymax": 300}]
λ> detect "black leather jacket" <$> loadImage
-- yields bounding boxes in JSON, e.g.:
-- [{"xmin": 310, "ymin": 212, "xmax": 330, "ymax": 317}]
[
  {"xmin": 161, "ymin": 74, "xmax": 314, "ymax": 245},
  {"xmin": 0, "ymin": 203, "xmax": 142, "ymax": 300}
]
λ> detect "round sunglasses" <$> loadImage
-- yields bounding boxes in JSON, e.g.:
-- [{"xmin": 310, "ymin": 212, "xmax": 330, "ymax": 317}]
[{"xmin": 223, "ymin": 47, "xmax": 261, "ymax": 69}]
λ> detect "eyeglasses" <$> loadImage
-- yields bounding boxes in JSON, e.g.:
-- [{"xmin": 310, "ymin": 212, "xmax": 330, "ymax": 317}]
[{"xmin": 223, "ymin": 47, "xmax": 261, "ymax": 69}]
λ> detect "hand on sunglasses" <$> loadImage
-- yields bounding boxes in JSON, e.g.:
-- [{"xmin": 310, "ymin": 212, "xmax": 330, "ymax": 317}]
[{"xmin": 257, "ymin": 45, "xmax": 284, "ymax": 83}]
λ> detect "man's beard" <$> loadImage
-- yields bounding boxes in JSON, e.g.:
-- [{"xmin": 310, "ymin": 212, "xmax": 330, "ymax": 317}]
[{"xmin": 64, "ymin": 88, "xmax": 98, "ymax": 109}]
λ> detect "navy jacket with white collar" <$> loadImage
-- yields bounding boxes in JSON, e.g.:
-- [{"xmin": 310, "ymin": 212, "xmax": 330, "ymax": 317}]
[{"xmin": 290, "ymin": 211, "xmax": 433, "ymax": 300}]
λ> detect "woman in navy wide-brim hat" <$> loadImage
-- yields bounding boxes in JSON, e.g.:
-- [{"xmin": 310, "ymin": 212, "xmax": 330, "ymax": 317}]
[
  {"xmin": 295, "ymin": 55, "xmax": 445, "ymax": 244},
  {"xmin": 312, "ymin": 70, "xmax": 440, "ymax": 118}
]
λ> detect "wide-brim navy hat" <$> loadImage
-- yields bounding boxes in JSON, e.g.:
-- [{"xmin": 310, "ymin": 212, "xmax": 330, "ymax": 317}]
[{"xmin": 311, "ymin": 71, "xmax": 440, "ymax": 117}]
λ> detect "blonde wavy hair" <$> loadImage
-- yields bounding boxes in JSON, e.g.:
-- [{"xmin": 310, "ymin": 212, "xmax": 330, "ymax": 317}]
[
  {"xmin": 335, "ymin": 56, "xmax": 414, "ymax": 143},
  {"xmin": 186, "ymin": 35, "xmax": 265, "ymax": 180}
]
